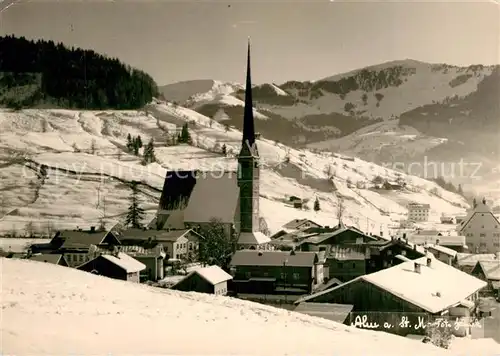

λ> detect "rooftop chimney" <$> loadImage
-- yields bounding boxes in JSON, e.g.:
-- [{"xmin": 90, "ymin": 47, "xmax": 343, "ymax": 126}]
[
  {"xmin": 414, "ymin": 262, "xmax": 421, "ymax": 274},
  {"xmin": 380, "ymin": 231, "xmax": 383, "ymax": 237},
  {"xmin": 258, "ymin": 251, "xmax": 263, "ymax": 256},
  {"xmin": 482, "ymin": 197, "xmax": 487, "ymax": 205},
  {"xmin": 413, "ymin": 244, "xmax": 416, "ymax": 251},
  {"xmin": 436, "ymin": 238, "xmax": 440, "ymax": 245},
  {"xmin": 426, "ymin": 257, "xmax": 432, "ymax": 267}
]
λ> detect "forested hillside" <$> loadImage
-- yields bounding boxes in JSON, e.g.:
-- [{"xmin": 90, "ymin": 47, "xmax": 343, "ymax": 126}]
[{"xmin": 0, "ymin": 36, "xmax": 159, "ymax": 110}]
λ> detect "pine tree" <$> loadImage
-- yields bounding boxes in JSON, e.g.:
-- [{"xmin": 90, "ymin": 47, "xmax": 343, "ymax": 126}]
[
  {"xmin": 135, "ymin": 135, "xmax": 143, "ymax": 149},
  {"xmin": 126, "ymin": 133, "xmax": 133, "ymax": 152},
  {"xmin": 458, "ymin": 184, "xmax": 464, "ymax": 195},
  {"xmin": 314, "ymin": 197, "xmax": 320, "ymax": 212},
  {"xmin": 132, "ymin": 135, "xmax": 142, "ymax": 155},
  {"xmin": 221, "ymin": 144, "xmax": 227, "ymax": 156},
  {"xmin": 142, "ymin": 138, "xmax": 156, "ymax": 164},
  {"xmin": 178, "ymin": 123, "xmax": 191, "ymax": 144},
  {"xmin": 125, "ymin": 181, "xmax": 144, "ymax": 228}
]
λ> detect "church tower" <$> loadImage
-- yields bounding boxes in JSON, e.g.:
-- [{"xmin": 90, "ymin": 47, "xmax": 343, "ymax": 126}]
[{"xmin": 237, "ymin": 39, "xmax": 269, "ymax": 248}]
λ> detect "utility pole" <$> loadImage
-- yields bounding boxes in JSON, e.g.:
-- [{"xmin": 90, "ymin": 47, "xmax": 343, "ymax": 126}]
[{"xmin": 96, "ymin": 185, "xmax": 101, "ymax": 208}]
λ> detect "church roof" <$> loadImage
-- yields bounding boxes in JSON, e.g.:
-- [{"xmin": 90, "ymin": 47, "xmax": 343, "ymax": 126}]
[{"xmin": 157, "ymin": 170, "xmax": 239, "ymax": 226}]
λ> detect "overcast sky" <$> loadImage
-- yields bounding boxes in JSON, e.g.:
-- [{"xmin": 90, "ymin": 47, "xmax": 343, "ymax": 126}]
[{"xmin": 1, "ymin": 0, "xmax": 499, "ymax": 85}]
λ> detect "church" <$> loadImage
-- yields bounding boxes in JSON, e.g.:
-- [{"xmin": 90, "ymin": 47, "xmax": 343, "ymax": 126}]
[{"xmin": 152, "ymin": 40, "xmax": 271, "ymax": 250}]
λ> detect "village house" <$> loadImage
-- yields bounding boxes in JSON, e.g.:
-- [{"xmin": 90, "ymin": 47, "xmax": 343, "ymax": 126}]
[
  {"xmin": 425, "ymin": 244, "xmax": 457, "ymax": 265},
  {"xmin": 364, "ymin": 237, "xmax": 426, "ymax": 274},
  {"xmin": 383, "ymin": 180, "xmax": 404, "ymax": 190},
  {"xmin": 407, "ymin": 203, "xmax": 430, "ymax": 222},
  {"xmin": 297, "ymin": 224, "xmax": 379, "ymax": 252},
  {"xmin": 440, "ymin": 215, "xmax": 455, "ymax": 224},
  {"xmin": 118, "ymin": 228, "xmax": 201, "ymax": 262},
  {"xmin": 26, "ymin": 253, "xmax": 69, "ymax": 267},
  {"xmin": 171, "ymin": 265, "xmax": 233, "ymax": 295},
  {"xmin": 454, "ymin": 252, "xmax": 499, "ymax": 274},
  {"xmin": 406, "ymin": 230, "xmax": 467, "ymax": 252},
  {"xmin": 77, "ymin": 251, "xmax": 146, "ymax": 283},
  {"xmin": 229, "ymin": 250, "xmax": 320, "ymax": 295},
  {"xmin": 152, "ymin": 41, "xmax": 271, "ymax": 251},
  {"xmin": 470, "ymin": 256, "xmax": 500, "ymax": 297},
  {"xmin": 270, "ymin": 218, "xmax": 322, "ymax": 240},
  {"xmin": 325, "ymin": 245, "xmax": 367, "ymax": 282},
  {"xmin": 457, "ymin": 198, "xmax": 500, "ymax": 253},
  {"xmin": 89, "ymin": 243, "xmax": 166, "ymax": 282},
  {"xmin": 29, "ymin": 227, "xmax": 121, "ymax": 267},
  {"xmin": 295, "ymin": 255, "xmax": 487, "ymax": 337}
]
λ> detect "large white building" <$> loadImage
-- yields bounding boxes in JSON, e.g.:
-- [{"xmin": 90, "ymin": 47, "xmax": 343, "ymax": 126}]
[
  {"xmin": 457, "ymin": 198, "xmax": 500, "ymax": 253},
  {"xmin": 407, "ymin": 203, "xmax": 430, "ymax": 222}
]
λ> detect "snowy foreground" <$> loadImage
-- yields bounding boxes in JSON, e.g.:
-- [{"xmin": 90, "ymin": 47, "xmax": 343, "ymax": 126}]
[{"xmin": 2, "ymin": 258, "xmax": 498, "ymax": 356}]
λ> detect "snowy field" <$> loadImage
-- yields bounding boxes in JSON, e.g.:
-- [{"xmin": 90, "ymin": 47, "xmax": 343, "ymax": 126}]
[
  {"xmin": 3, "ymin": 257, "xmax": 499, "ymax": 356},
  {"xmin": 0, "ymin": 104, "xmax": 469, "ymax": 235}
]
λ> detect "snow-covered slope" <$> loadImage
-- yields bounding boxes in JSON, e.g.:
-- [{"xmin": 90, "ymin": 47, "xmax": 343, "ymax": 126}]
[
  {"xmin": 307, "ymin": 121, "xmax": 448, "ymax": 163},
  {"xmin": 0, "ymin": 103, "xmax": 468, "ymax": 236},
  {"xmin": 0, "ymin": 257, "xmax": 489, "ymax": 355}
]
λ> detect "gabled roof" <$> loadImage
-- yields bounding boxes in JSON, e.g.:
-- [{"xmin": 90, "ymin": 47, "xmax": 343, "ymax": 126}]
[
  {"xmin": 474, "ymin": 261, "xmax": 500, "ymax": 281},
  {"xmin": 157, "ymin": 170, "xmax": 239, "ymax": 225},
  {"xmin": 282, "ymin": 219, "xmax": 321, "ymax": 230},
  {"xmin": 458, "ymin": 200, "xmax": 500, "ymax": 231},
  {"xmin": 407, "ymin": 234, "xmax": 466, "ymax": 247},
  {"xmin": 173, "ymin": 265, "xmax": 233, "ymax": 288},
  {"xmin": 299, "ymin": 225, "xmax": 376, "ymax": 245},
  {"xmin": 456, "ymin": 253, "xmax": 497, "ymax": 267},
  {"xmin": 56, "ymin": 230, "xmax": 118, "ymax": 249},
  {"xmin": 27, "ymin": 254, "xmax": 65, "ymax": 265},
  {"xmin": 426, "ymin": 244, "xmax": 457, "ymax": 258},
  {"xmin": 119, "ymin": 228, "xmax": 198, "ymax": 242},
  {"xmin": 297, "ymin": 256, "xmax": 487, "ymax": 314},
  {"xmin": 238, "ymin": 231, "xmax": 271, "ymax": 245},
  {"xmin": 230, "ymin": 250, "xmax": 318, "ymax": 267},
  {"xmin": 100, "ymin": 252, "xmax": 146, "ymax": 273}
]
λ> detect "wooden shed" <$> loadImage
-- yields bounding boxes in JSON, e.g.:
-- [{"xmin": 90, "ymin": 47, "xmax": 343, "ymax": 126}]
[
  {"xmin": 77, "ymin": 252, "xmax": 146, "ymax": 283},
  {"xmin": 171, "ymin": 265, "xmax": 232, "ymax": 295}
]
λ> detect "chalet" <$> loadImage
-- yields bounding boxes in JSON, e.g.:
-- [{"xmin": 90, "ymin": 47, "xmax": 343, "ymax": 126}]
[
  {"xmin": 457, "ymin": 198, "xmax": 500, "ymax": 253},
  {"xmin": 295, "ymin": 255, "xmax": 487, "ymax": 336},
  {"xmin": 454, "ymin": 253, "xmax": 498, "ymax": 274},
  {"xmin": 89, "ymin": 243, "xmax": 166, "ymax": 282},
  {"xmin": 26, "ymin": 253, "xmax": 69, "ymax": 267},
  {"xmin": 383, "ymin": 180, "xmax": 403, "ymax": 190},
  {"xmin": 365, "ymin": 238, "xmax": 426, "ymax": 274},
  {"xmin": 30, "ymin": 228, "xmax": 121, "ymax": 267},
  {"xmin": 407, "ymin": 232, "xmax": 467, "ymax": 252},
  {"xmin": 325, "ymin": 245, "xmax": 367, "ymax": 282},
  {"xmin": 171, "ymin": 265, "xmax": 233, "ymax": 295},
  {"xmin": 293, "ymin": 302, "xmax": 353, "ymax": 323},
  {"xmin": 425, "ymin": 244, "xmax": 457, "ymax": 265},
  {"xmin": 282, "ymin": 218, "xmax": 321, "ymax": 232},
  {"xmin": 471, "ymin": 258, "xmax": 500, "ymax": 297},
  {"xmin": 77, "ymin": 251, "xmax": 146, "ymax": 283},
  {"xmin": 229, "ymin": 250, "xmax": 319, "ymax": 294},
  {"xmin": 152, "ymin": 41, "xmax": 271, "ymax": 251},
  {"xmin": 119, "ymin": 228, "xmax": 201, "ymax": 262},
  {"xmin": 298, "ymin": 225, "xmax": 378, "ymax": 252}
]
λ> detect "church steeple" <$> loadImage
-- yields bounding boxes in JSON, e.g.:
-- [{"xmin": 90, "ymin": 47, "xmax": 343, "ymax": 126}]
[
  {"xmin": 241, "ymin": 38, "xmax": 257, "ymax": 155},
  {"xmin": 237, "ymin": 38, "xmax": 260, "ymax": 236}
]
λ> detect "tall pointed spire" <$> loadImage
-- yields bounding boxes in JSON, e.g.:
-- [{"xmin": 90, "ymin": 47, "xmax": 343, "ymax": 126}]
[{"xmin": 242, "ymin": 37, "xmax": 256, "ymax": 150}]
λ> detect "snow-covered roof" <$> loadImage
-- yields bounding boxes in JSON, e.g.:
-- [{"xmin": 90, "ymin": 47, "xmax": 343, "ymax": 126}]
[
  {"xmin": 426, "ymin": 244, "xmax": 457, "ymax": 258},
  {"xmin": 195, "ymin": 265, "xmax": 233, "ymax": 285},
  {"xmin": 238, "ymin": 231, "xmax": 271, "ymax": 245},
  {"xmin": 298, "ymin": 256, "xmax": 487, "ymax": 314},
  {"xmin": 475, "ymin": 261, "xmax": 500, "ymax": 281},
  {"xmin": 456, "ymin": 253, "xmax": 497, "ymax": 267},
  {"xmin": 101, "ymin": 252, "xmax": 146, "ymax": 273},
  {"xmin": 362, "ymin": 256, "xmax": 486, "ymax": 313}
]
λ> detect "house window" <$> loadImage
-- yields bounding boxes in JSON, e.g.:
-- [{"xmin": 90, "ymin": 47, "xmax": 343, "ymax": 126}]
[
  {"xmin": 280, "ymin": 272, "xmax": 286, "ymax": 279},
  {"xmin": 387, "ymin": 250, "xmax": 392, "ymax": 256},
  {"xmin": 337, "ymin": 262, "xmax": 343, "ymax": 269},
  {"xmin": 401, "ymin": 250, "xmax": 406, "ymax": 256},
  {"xmin": 493, "ymin": 243, "xmax": 500, "ymax": 247},
  {"xmin": 480, "ymin": 233, "xmax": 486, "ymax": 238},
  {"xmin": 292, "ymin": 273, "xmax": 300, "ymax": 280},
  {"xmin": 245, "ymin": 272, "xmax": 251, "ymax": 279},
  {"xmin": 78, "ymin": 254, "xmax": 84, "ymax": 262},
  {"xmin": 480, "ymin": 242, "xmax": 486, "ymax": 247},
  {"xmin": 352, "ymin": 262, "xmax": 356, "ymax": 269},
  {"xmin": 263, "ymin": 272, "xmax": 269, "ymax": 277}
]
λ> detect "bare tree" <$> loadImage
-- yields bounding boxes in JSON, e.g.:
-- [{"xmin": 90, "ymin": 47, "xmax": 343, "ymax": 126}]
[
  {"xmin": 90, "ymin": 139, "xmax": 97, "ymax": 155},
  {"xmin": 336, "ymin": 197, "xmax": 345, "ymax": 225},
  {"xmin": 117, "ymin": 148, "xmax": 122, "ymax": 160},
  {"xmin": 25, "ymin": 221, "xmax": 35, "ymax": 237},
  {"xmin": 0, "ymin": 195, "xmax": 7, "ymax": 216},
  {"xmin": 45, "ymin": 220, "xmax": 54, "ymax": 238}
]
